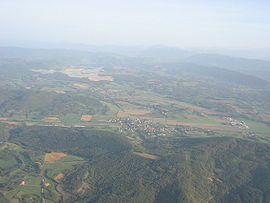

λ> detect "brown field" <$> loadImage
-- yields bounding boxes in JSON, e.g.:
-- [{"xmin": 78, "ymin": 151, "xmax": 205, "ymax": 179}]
[
  {"xmin": 117, "ymin": 110, "xmax": 151, "ymax": 117},
  {"xmin": 45, "ymin": 152, "xmax": 67, "ymax": 162},
  {"xmin": 0, "ymin": 117, "xmax": 8, "ymax": 121},
  {"xmin": 41, "ymin": 87, "xmax": 65, "ymax": 94},
  {"xmin": 73, "ymin": 83, "xmax": 90, "ymax": 89},
  {"xmin": 260, "ymin": 114, "xmax": 270, "ymax": 122},
  {"xmin": 54, "ymin": 90, "xmax": 66, "ymax": 94},
  {"xmin": 81, "ymin": 115, "xmax": 93, "ymax": 121},
  {"xmin": 88, "ymin": 75, "xmax": 114, "ymax": 82},
  {"xmin": 45, "ymin": 183, "xmax": 51, "ymax": 187},
  {"xmin": 3, "ymin": 121, "xmax": 20, "ymax": 125},
  {"xmin": 54, "ymin": 173, "xmax": 65, "ymax": 182},
  {"xmin": 133, "ymin": 152, "xmax": 159, "ymax": 160},
  {"xmin": 25, "ymin": 122, "xmax": 36, "ymax": 126},
  {"xmin": 76, "ymin": 182, "xmax": 89, "ymax": 193},
  {"xmin": 42, "ymin": 117, "xmax": 60, "ymax": 122}
]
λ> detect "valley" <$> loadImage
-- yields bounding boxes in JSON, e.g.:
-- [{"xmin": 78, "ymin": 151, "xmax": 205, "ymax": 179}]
[{"xmin": 0, "ymin": 47, "xmax": 270, "ymax": 203}]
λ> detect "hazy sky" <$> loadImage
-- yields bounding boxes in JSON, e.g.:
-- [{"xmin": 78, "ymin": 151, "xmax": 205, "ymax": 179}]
[{"xmin": 0, "ymin": 0, "xmax": 270, "ymax": 48}]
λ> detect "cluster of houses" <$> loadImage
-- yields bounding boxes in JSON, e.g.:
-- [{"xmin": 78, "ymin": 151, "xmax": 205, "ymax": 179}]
[
  {"xmin": 109, "ymin": 117, "xmax": 177, "ymax": 138},
  {"xmin": 226, "ymin": 117, "xmax": 249, "ymax": 129}
]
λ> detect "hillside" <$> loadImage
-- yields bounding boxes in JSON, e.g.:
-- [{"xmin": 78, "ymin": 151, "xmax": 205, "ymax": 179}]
[{"xmin": 185, "ymin": 54, "xmax": 270, "ymax": 80}]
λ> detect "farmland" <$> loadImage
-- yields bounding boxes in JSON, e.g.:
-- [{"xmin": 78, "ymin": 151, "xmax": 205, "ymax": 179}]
[{"xmin": 0, "ymin": 47, "xmax": 270, "ymax": 202}]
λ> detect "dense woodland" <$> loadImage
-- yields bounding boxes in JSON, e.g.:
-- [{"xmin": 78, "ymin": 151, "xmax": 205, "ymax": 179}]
[{"xmin": 1, "ymin": 125, "xmax": 270, "ymax": 203}]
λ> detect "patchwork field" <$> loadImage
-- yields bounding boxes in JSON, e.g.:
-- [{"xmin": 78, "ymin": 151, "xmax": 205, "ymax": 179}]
[
  {"xmin": 32, "ymin": 67, "xmax": 114, "ymax": 81},
  {"xmin": 117, "ymin": 110, "xmax": 151, "ymax": 117},
  {"xmin": 45, "ymin": 152, "xmax": 67, "ymax": 162},
  {"xmin": 1, "ymin": 47, "xmax": 270, "ymax": 203}
]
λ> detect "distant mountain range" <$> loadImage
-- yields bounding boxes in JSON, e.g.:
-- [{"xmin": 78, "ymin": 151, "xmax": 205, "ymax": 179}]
[
  {"xmin": 1, "ymin": 40, "xmax": 270, "ymax": 59},
  {"xmin": 1, "ymin": 45, "xmax": 270, "ymax": 83}
]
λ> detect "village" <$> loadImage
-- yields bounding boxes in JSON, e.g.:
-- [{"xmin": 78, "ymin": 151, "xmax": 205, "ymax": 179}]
[
  {"xmin": 109, "ymin": 117, "xmax": 178, "ymax": 138},
  {"xmin": 225, "ymin": 117, "xmax": 249, "ymax": 129}
]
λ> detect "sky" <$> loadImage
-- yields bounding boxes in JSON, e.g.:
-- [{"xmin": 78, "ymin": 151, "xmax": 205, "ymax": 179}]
[{"xmin": 0, "ymin": 0, "xmax": 270, "ymax": 48}]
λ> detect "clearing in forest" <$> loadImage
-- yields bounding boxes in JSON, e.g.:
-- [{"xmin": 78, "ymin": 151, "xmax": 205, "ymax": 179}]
[
  {"xmin": 76, "ymin": 182, "xmax": 89, "ymax": 193},
  {"xmin": 45, "ymin": 152, "xmax": 67, "ymax": 162},
  {"xmin": 54, "ymin": 173, "xmax": 65, "ymax": 182}
]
